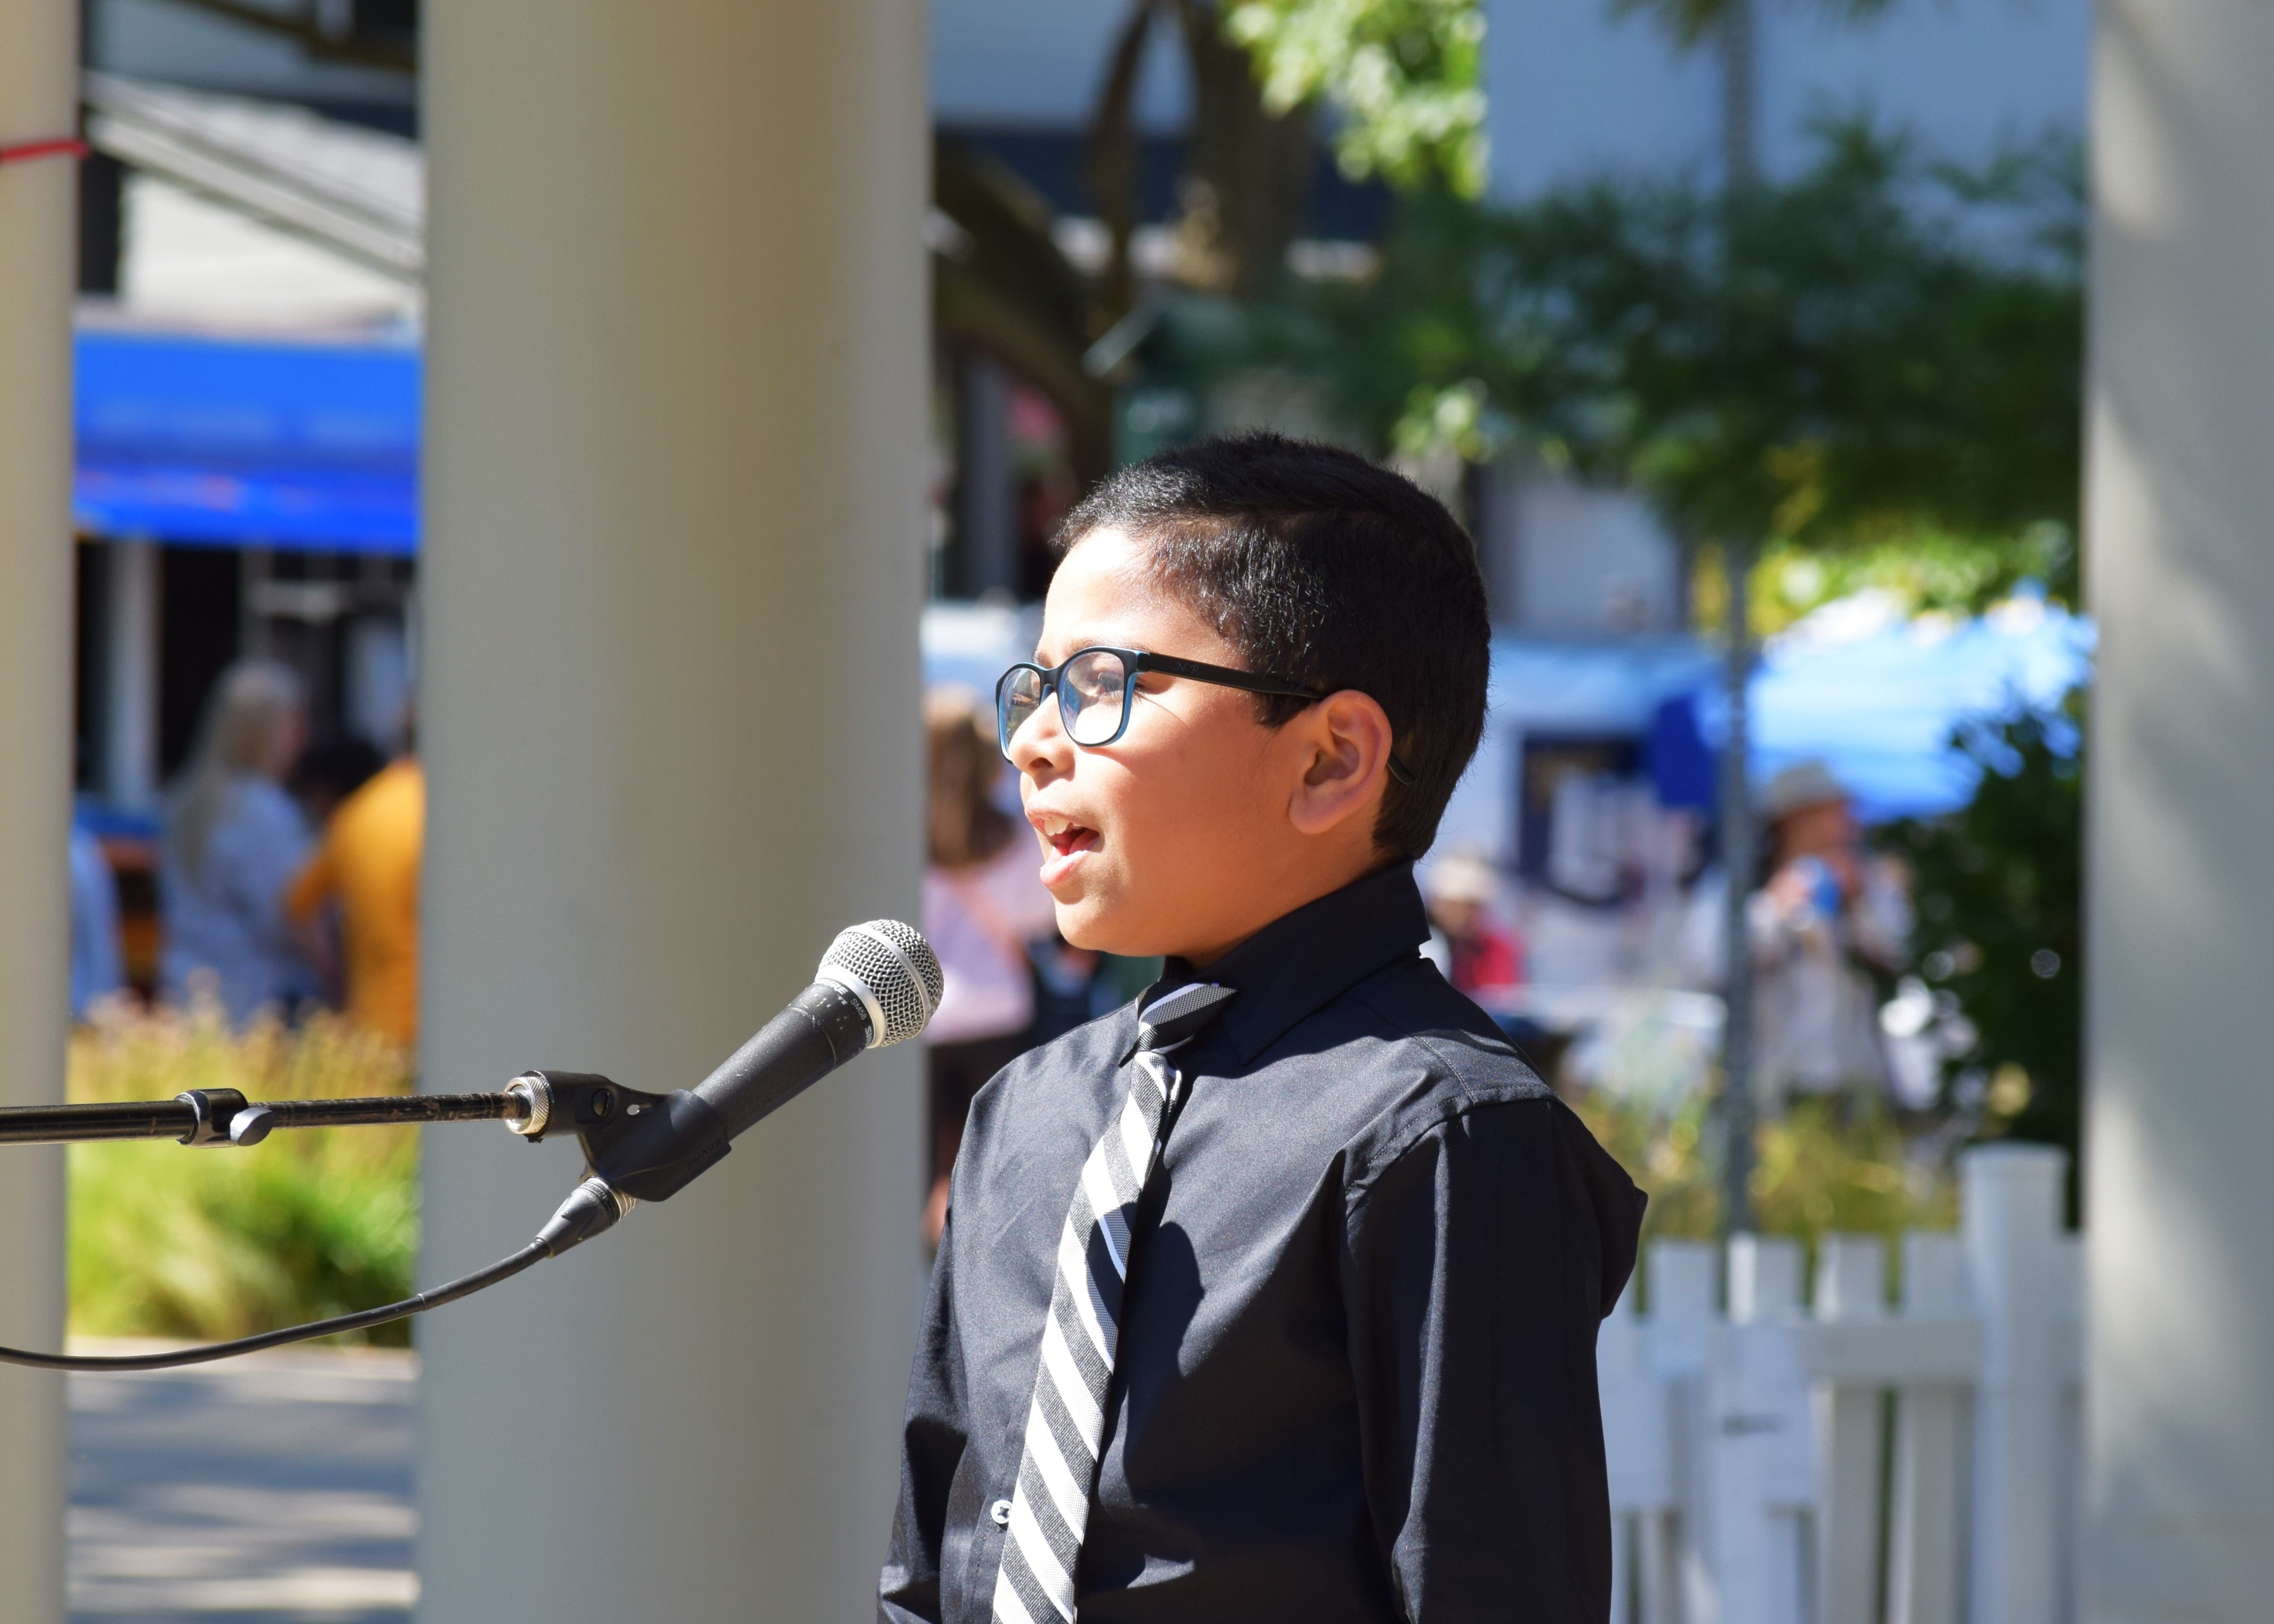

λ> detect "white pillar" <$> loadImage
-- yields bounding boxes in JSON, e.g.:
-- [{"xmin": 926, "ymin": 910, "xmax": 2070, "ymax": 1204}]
[
  {"xmin": 102, "ymin": 536, "xmax": 158, "ymax": 810},
  {"xmin": 0, "ymin": 0, "xmax": 81, "ymax": 1617},
  {"xmin": 414, "ymin": 0, "xmax": 927, "ymax": 1620},
  {"xmin": 2087, "ymin": 8, "xmax": 2274, "ymax": 1620}
]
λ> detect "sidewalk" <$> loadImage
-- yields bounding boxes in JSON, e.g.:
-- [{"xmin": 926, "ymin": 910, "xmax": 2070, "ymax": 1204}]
[{"xmin": 68, "ymin": 1345, "xmax": 415, "ymax": 1624}]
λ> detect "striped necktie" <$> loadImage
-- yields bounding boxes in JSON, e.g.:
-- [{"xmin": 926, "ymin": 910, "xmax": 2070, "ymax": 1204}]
[{"xmin": 990, "ymin": 980, "xmax": 1237, "ymax": 1624}]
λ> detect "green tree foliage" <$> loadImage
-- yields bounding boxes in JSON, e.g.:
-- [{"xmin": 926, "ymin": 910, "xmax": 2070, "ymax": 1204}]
[
  {"xmin": 1089, "ymin": 0, "xmax": 1485, "ymax": 314},
  {"xmin": 1747, "ymin": 521, "xmax": 2076, "ymax": 633},
  {"xmin": 1224, "ymin": 0, "xmax": 1488, "ymax": 195},
  {"xmin": 1283, "ymin": 122, "xmax": 2084, "ymax": 556},
  {"xmin": 1888, "ymin": 694, "xmax": 2086, "ymax": 1184}
]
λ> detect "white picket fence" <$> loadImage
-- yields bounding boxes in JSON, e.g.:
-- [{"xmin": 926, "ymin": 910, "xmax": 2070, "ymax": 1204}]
[{"xmin": 1599, "ymin": 1143, "xmax": 2081, "ymax": 1624}]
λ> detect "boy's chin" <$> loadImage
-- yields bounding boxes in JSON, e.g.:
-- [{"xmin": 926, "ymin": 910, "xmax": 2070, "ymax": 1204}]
[
  {"xmin": 1051, "ymin": 896, "xmax": 1117, "ymax": 956},
  {"xmin": 1051, "ymin": 889, "xmax": 1150, "ymax": 959}
]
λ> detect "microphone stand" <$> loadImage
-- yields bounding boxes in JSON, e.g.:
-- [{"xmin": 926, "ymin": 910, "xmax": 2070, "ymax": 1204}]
[
  {"xmin": 0, "ymin": 1088, "xmax": 524, "ymax": 1146},
  {"xmin": 0, "ymin": 1070, "xmax": 680, "ymax": 1371},
  {"xmin": 0, "ymin": 1069, "xmax": 662, "ymax": 1150}
]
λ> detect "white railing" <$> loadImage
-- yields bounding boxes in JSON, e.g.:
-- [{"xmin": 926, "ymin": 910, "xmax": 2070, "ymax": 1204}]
[{"xmin": 1600, "ymin": 1144, "xmax": 2081, "ymax": 1624}]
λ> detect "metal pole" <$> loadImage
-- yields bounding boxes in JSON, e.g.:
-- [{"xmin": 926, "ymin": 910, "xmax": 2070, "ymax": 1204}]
[
  {"xmin": 0, "ymin": 1089, "xmax": 521, "ymax": 1145},
  {"xmin": 954, "ymin": 351, "xmax": 1019, "ymax": 600},
  {"xmin": 1719, "ymin": 538, "xmax": 1757, "ymax": 1235},
  {"xmin": 102, "ymin": 535, "xmax": 158, "ymax": 809},
  {"xmin": 1715, "ymin": 0, "xmax": 1762, "ymax": 1241},
  {"xmin": 1718, "ymin": 0, "xmax": 1759, "ymax": 188}
]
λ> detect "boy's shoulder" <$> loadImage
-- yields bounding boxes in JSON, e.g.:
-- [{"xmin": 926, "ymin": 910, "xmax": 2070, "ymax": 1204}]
[{"xmin": 1296, "ymin": 951, "xmax": 1558, "ymax": 1192}]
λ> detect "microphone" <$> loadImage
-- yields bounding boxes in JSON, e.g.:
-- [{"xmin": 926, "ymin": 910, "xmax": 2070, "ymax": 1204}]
[{"xmin": 527, "ymin": 920, "xmax": 943, "ymax": 1255}]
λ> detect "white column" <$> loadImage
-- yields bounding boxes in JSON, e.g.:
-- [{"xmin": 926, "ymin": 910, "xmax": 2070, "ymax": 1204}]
[
  {"xmin": 414, "ymin": 0, "xmax": 927, "ymax": 1620},
  {"xmin": 2088, "ymin": 8, "xmax": 2274, "ymax": 1621},
  {"xmin": 102, "ymin": 536, "xmax": 158, "ymax": 810},
  {"xmin": 0, "ymin": 0, "xmax": 81, "ymax": 1617}
]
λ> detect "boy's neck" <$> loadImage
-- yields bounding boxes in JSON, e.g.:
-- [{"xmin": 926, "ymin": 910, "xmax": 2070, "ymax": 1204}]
[{"xmin": 1170, "ymin": 853, "xmax": 1398, "ymax": 969}]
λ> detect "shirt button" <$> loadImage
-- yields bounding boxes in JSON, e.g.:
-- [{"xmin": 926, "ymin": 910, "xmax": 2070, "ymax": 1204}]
[{"xmin": 989, "ymin": 1499, "xmax": 1012, "ymax": 1527}]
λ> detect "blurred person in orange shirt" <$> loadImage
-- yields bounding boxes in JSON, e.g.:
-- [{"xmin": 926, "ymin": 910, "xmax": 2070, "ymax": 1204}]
[{"xmin": 285, "ymin": 725, "xmax": 423, "ymax": 1049}]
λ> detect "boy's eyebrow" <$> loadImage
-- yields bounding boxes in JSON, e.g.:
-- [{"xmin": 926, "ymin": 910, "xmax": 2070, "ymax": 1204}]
[{"xmin": 1031, "ymin": 636, "xmax": 1096, "ymax": 666}]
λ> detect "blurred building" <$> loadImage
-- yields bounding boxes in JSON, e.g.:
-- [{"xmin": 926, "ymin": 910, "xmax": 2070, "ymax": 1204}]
[
  {"xmin": 64, "ymin": 0, "xmax": 2089, "ymax": 998},
  {"xmin": 926, "ymin": 0, "xmax": 2089, "ymax": 635}
]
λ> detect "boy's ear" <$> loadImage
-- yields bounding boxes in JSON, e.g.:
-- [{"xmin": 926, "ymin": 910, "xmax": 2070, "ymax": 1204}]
[{"xmin": 1285, "ymin": 690, "xmax": 1398, "ymax": 839}]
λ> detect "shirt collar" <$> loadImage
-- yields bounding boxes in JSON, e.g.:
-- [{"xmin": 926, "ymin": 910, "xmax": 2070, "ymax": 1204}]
[{"xmin": 1120, "ymin": 862, "xmax": 1432, "ymax": 1069}]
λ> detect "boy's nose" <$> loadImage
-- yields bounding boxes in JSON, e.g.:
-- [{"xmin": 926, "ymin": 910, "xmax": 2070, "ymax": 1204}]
[{"xmin": 1008, "ymin": 695, "xmax": 1073, "ymax": 776}]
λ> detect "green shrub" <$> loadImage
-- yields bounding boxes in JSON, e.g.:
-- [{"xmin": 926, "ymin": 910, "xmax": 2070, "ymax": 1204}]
[
  {"xmin": 66, "ymin": 1000, "xmax": 418, "ymax": 1346},
  {"xmin": 1887, "ymin": 690, "xmax": 2085, "ymax": 1216},
  {"xmin": 1576, "ymin": 1090, "xmax": 1957, "ymax": 1273}
]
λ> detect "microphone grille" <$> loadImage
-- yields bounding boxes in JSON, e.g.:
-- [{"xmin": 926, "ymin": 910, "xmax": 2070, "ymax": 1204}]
[{"xmin": 818, "ymin": 920, "xmax": 943, "ymax": 1048}]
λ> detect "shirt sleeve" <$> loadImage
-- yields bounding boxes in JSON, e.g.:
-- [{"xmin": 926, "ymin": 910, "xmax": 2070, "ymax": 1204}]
[
  {"xmin": 881, "ymin": 1209, "xmax": 973, "ymax": 1624},
  {"xmin": 1341, "ymin": 1095, "xmax": 1643, "ymax": 1623}
]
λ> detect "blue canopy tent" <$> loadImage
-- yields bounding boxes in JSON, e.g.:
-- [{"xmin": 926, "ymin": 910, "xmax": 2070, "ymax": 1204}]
[
  {"xmin": 74, "ymin": 327, "xmax": 420, "ymax": 554},
  {"xmin": 1671, "ymin": 596, "xmax": 2095, "ymax": 824}
]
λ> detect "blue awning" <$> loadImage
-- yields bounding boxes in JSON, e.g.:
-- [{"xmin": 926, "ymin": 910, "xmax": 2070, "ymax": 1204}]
[
  {"xmin": 74, "ymin": 327, "xmax": 420, "ymax": 554},
  {"xmin": 1687, "ymin": 595, "xmax": 2094, "ymax": 823}
]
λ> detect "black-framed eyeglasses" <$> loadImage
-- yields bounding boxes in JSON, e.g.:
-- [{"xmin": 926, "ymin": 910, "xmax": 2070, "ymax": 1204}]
[{"xmin": 995, "ymin": 645, "xmax": 1416, "ymax": 787}]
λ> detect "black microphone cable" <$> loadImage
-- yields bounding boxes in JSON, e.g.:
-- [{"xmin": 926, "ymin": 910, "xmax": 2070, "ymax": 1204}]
[
  {"xmin": 0, "ymin": 1174, "xmax": 632, "ymax": 1372},
  {"xmin": 0, "ymin": 1243, "xmax": 549, "ymax": 1372}
]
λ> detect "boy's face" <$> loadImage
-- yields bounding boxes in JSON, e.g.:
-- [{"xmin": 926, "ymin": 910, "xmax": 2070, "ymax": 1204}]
[{"xmin": 1011, "ymin": 526, "xmax": 1389, "ymax": 965}]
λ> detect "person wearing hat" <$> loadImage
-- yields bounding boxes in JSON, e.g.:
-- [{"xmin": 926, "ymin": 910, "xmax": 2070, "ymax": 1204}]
[{"xmin": 1689, "ymin": 759, "xmax": 1912, "ymax": 1110}]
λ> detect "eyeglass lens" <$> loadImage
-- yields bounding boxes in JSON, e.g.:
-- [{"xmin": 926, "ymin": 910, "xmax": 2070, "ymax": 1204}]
[{"xmin": 998, "ymin": 650, "xmax": 1133, "ymax": 757}]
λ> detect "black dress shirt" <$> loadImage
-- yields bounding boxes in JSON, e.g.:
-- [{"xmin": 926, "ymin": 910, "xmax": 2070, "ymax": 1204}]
[{"xmin": 881, "ymin": 863, "xmax": 1646, "ymax": 1623}]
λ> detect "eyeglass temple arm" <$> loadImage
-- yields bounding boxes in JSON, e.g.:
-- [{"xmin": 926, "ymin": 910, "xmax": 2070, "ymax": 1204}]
[
  {"xmin": 1132, "ymin": 651, "xmax": 1321, "ymax": 702},
  {"xmin": 1131, "ymin": 654, "xmax": 1416, "ymax": 787}
]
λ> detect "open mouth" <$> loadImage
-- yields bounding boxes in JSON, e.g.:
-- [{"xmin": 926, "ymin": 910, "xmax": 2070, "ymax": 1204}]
[{"xmin": 1033, "ymin": 813, "xmax": 1100, "ymax": 885}]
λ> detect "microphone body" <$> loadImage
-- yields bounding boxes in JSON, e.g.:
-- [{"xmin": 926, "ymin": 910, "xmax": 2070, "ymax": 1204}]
[
  {"xmin": 531, "ymin": 920, "xmax": 942, "ymax": 1254},
  {"xmin": 580, "ymin": 982, "xmax": 871, "ymax": 1205},
  {"xmin": 693, "ymin": 981, "xmax": 874, "ymax": 1137}
]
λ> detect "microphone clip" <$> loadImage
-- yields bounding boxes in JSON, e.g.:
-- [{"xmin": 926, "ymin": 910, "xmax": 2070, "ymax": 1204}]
[{"xmin": 506, "ymin": 1070, "xmax": 731, "ymax": 1205}]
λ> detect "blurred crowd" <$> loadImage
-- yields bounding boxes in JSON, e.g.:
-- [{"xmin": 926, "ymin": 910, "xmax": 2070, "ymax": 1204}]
[
  {"xmin": 914, "ymin": 675, "xmax": 1935, "ymax": 1250},
  {"xmin": 70, "ymin": 657, "xmax": 424, "ymax": 1050},
  {"xmin": 1419, "ymin": 756, "xmax": 1924, "ymax": 1120},
  {"xmin": 72, "ymin": 665, "xmax": 1928, "ymax": 1223}
]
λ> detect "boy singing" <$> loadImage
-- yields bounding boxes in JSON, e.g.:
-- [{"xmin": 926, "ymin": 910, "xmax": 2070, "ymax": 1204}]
[{"xmin": 882, "ymin": 435, "xmax": 1644, "ymax": 1623}]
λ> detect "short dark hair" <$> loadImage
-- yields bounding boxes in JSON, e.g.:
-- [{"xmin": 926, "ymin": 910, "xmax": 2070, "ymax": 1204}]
[{"xmin": 1056, "ymin": 432, "xmax": 1489, "ymax": 860}]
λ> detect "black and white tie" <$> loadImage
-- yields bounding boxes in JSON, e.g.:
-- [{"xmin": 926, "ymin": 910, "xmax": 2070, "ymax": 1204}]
[{"xmin": 989, "ymin": 980, "xmax": 1237, "ymax": 1624}]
